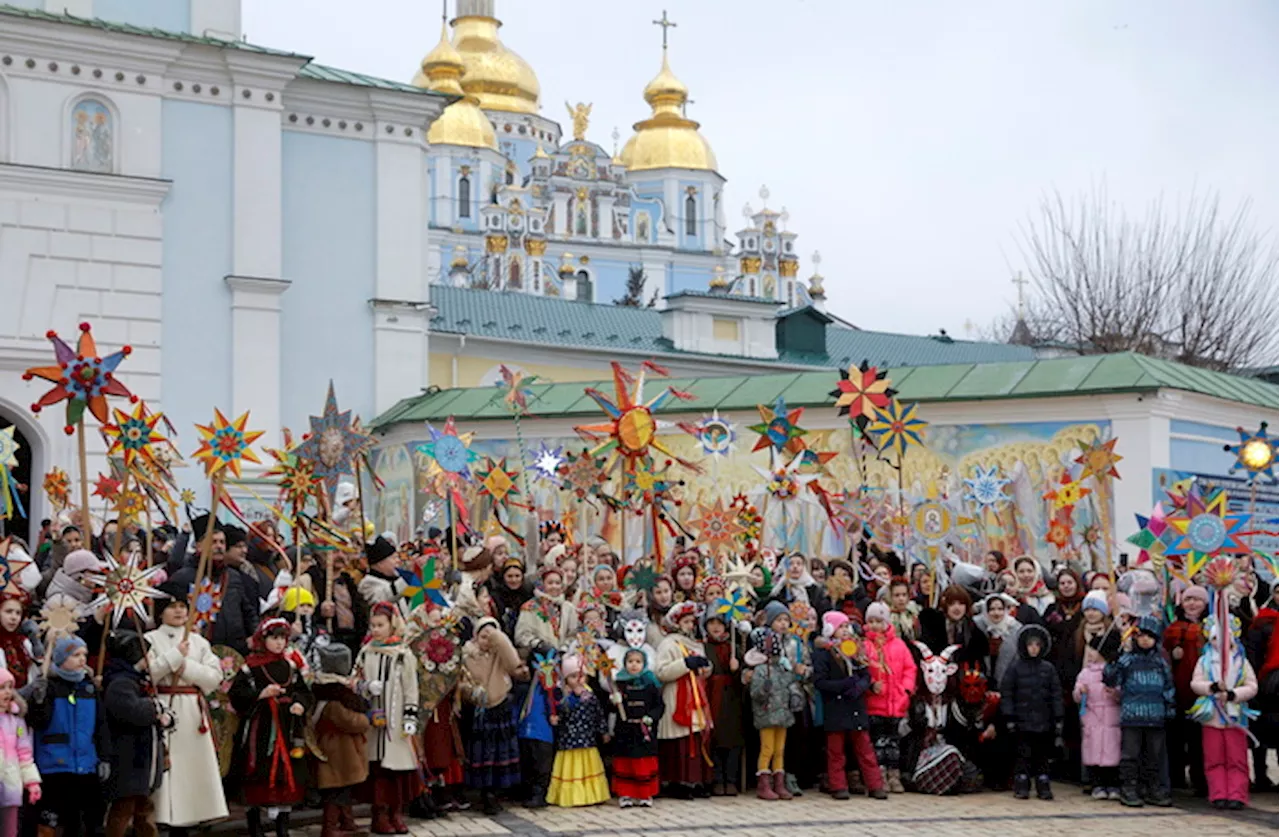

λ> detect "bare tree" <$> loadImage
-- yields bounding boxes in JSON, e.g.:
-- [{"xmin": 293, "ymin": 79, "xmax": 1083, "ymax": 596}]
[{"xmin": 995, "ymin": 188, "xmax": 1278, "ymax": 370}]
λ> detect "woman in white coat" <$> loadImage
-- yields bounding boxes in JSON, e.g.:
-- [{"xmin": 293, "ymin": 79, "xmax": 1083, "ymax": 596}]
[
  {"xmin": 145, "ymin": 584, "xmax": 229, "ymax": 834},
  {"xmin": 654, "ymin": 601, "xmax": 715, "ymax": 797}
]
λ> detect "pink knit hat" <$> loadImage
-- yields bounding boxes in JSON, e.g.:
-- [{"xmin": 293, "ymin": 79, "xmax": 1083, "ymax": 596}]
[
  {"xmin": 561, "ymin": 654, "xmax": 583, "ymax": 679},
  {"xmin": 1180, "ymin": 585, "xmax": 1210, "ymax": 604},
  {"xmin": 62, "ymin": 549, "xmax": 104, "ymax": 576},
  {"xmin": 822, "ymin": 610, "xmax": 850, "ymax": 639}
]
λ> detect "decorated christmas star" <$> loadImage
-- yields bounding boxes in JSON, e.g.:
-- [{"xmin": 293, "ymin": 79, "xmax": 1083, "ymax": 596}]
[
  {"xmin": 192, "ymin": 409, "xmax": 263, "ymax": 479},
  {"xmin": 723, "ymin": 555, "xmax": 754, "ymax": 590},
  {"xmin": 1043, "ymin": 471, "xmax": 1091, "ymax": 514},
  {"xmin": 864, "ymin": 399, "xmax": 928, "ymax": 458},
  {"xmin": 690, "ymin": 497, "xmax": 745, "ymax": 554},
  {"xmin": 189, "ymin": 578, "xmax": 223, "ymax": 633},
  {"xmin": 293, "ymin": 382, "xmax": 372, "ymax": 500},
  {"xmin": 43, "ymin": 468, "xmax": 70, "ymax": 510},
  {"xmin": 693, "ymin": 411, "xmax": 736, "ymax": 458},
  {"xmin": 830, "ymin": 361, "xmax": 896, "ymax": 428},
  {"xmin": 573, "ymin": 361, "xmax": 700, "ymax": 476},
  {"xmin": 38, "ymin": 594, "xmax": 82, "ymax": 645},
  {"xmin": 179, "ymin": 488, "xmax": 197, "ymax": 506},
  {"xmin": 1045, "ymin": 508, "xmax": 1074, "ymax": 550},
  {"xmin": 1127, "ymin": 502, "xmax": 1170, "ymax": 569},
  {"xmin": 102, "ymin": 402, "xmax": 166, "ymax": 471},
  {"xmin": 417, "ymin": 417, "xmax": 477, "ymax": 480},
  {"xmin": 623, "ymin": 561, "xmax": 659, "ymax": 594},
  {"xmin": 85, "ymin": 550, "xmax": 166, "ymax": 627},
  {"xmin": 264, "ymin": 429, "xmax": 323, "ymax": 511},
  {"xmin": 528, "ymin": 441, "xmax": 565, "ymax": 484},
  {"xmin": 0, "ymin": 538, "xmax": 33, "ymax": 599},
  {"xmin": 1076, "ymin": 437, "xmax": 1123, "ymax": 482},
  {"xmin": 558, "ymin": 449, "xmax": 606, "ymax": 502},
  {"xmin": 23, "ymin": 322, "xmax": 136, "ymax": 433},
  {"xmin": 92, "ymin": 473, "xmax": 122, "ymax": 502},
  {"xmin": 748, "ymin": 396, "xmax": 808, "ymax": 457},
  {"xmin": 754, "ymin": 452, "xmax": 819, "ymax": 502},
  {"xmin": 115, "ymin": 490, "xmax": 147, "ymax": 524},
  {"xmin": 1226, "ymin": 422, "xmax": 1278, "ymax": 484},
  {"xmin": 476, "ymin": 457, "xmax": 522, "ymax": 508},
  {"xmin": 963, "ymin": 465, "xmax": 1011, "ymax": 509},
  {"xmin": 496, "ymin": 364, "xmax": 538, "ymax": 414},
  {"xmin": 1165, "ymin": 484, "xmax": 1252, "ymax": 576}
]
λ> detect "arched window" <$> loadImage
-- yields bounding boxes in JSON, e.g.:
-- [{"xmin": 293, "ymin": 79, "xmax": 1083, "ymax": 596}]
[
  {"xmin": 576, "ymin": 270, "xmax": 593, "ymax": 302},
  {"xmin": 685, "ymin": 194, "xmax": 697, "ymax": 236},
  {"xmin": 505, "ymin": 168, "xmax": 515, "ymax": 185},
  {"xmin": 69, "ymin": 97, "xmax": 114, "ymax": 173},
  {"xmin": 458, "ymin": 175, "xmax": 471, "ymax": 218},
  {"xmin": 508, "ymin": 258, "xmax": 522, "ymax": 290}
]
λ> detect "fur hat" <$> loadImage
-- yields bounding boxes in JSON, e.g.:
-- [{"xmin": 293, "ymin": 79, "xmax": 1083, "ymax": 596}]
[
  {"xmin": 107, "ymin": 630, "xmax": 147, "ymax": 667},
  {"xmin": 365, "ymin": 536, "xmax": 397, "ymax": 566},
  {"xmin": 822, "ymin": 610, "xmax": 850, "ymax": 639},
  {"xmin": 222, "ymin": 525, "xmax": 247, "ymax": 549},
  {"xmin": 1180, "ymin": 585, "xmax": 1210, "ymax": 605},
  {"xmin": 460, "ymin": 546, "xmax": 493, "ymax": 574},
  {"xmin": 53, "ymin": 635, "xmax": 87, "ymax": 667},
  {"xmin": 664, "ymin": 601, "xmax": 699, "ymax": 630},
  {"xmin": 864, "ymin": 601, "xmax": 890, "ymax": 624},
  {"xmin": 317, "ymin": 642, "xmax": 353, "ymax": 677},
  {"xmin": 761, "ymin": 600, "xmax": 790, "ymax": 627},
  {"xmin": 484, "ymin": 536, "xmax": 508, "ymax": 554},
  {"xmin": 1082, "ymin": 589, "xmax": 1110, "ymax": 617},
  {"xmin": 543, "ymin": 543, "xmax": 567, "ymax": 566},
  {"xmin": 62, "ymin": 549, "xmax": 104, "ymax": 577}
]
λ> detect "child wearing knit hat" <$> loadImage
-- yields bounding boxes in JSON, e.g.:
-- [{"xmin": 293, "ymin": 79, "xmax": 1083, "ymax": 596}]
[
  {"xmin": 813, "ymin": 612, "xmax": 886, "ymax": 800},
  {"xmin": 862, "ymin": 601, "xmax": 917, "ymax": 793},
  {"xmin": 1164, "ymin": 585, "xmax": 1210, "ymax": 795},
  {"xmin": 745, "ymin": 603, "xmax": 797, "ymax": 801}
]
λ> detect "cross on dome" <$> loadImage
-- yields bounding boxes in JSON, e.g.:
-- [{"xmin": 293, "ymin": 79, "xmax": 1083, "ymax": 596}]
[{"xmin": 652, "ymin": 9, "xmax": 677, "ymax": 49}]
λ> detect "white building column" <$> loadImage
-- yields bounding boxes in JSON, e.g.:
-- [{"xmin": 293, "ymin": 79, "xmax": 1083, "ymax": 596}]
[
  {"xmin": 225, "ymin": 276, "xmax": 290, "ymax": 452},
  {"xmin": 371, "ymin": 302, "xmax": 432, "ymax": 414},
  {"xmin": 1108, "ymin": 395, "xmax": 1174, "ymax": 559}
]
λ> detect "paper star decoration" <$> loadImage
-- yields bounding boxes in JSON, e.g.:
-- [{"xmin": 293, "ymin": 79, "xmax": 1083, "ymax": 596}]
[
  {"xmin": 398, "ymin": 556, "xmax": 449, "ymax": 610},
  {"xmin": 115, "ymin": 490, "xmax": 147, "ymax": 523},
  {"xmin": 92, "ymin": 473, "xmax": 122, "ymax": 501},
  {"xmin": 38, "ymin": 594, "xmax": 82, "ymax": 642},
  {"xmin": 1226, "ymin": 422, "xmax": 1278, "ymax": 484},
  {"xmin": 694, "ymin": 411, "xmax": 736, "ymax": 457},
  {"xmin": 1045, "ymin": 509, "xmax": 1074, "ymax": 549},
  {"xmin": 1043, "ymin": 471, "xmax": 1092, "ymax": 514},
  {"xmin": 85, "ymin": 550, "xmax": 166, "ymax": 627},
  {"xmin": 830, "ymin": 361, "xmax": 896, "ymax": 428},
  {"xmin": 189, "ymin": 578, "xmax": 223, "ymax": 633},
  {"xmin": 1165, "ymin": 484, "xmax": 1251, "ymax": 576},
  {"xmin": 754, "ymin": 453, "xmax": 819, "ymax": 501},
  {"xmin": 264, "ymin": 429, "xmax": 323, "ymax": 510},
  {"xmin": 723, "ymin": 556, "xmax": 754, "ymax": 589},
  {"xmin": 103, "ymin": 402, "xmax": 166, "ymax": 471},
  {"xmin": 963, "ymin": 465, "xmax": 1011, "ymax": 509},
  {"xmin": 179, "ymin": 488, "xmax": 196, "ymax": 505},
  {"xmin": 573, "ymin": 361, "xmax": 700, "ymax": 476},
  {"xmin": 623, "ymin": 561, "xmax": 659, "ymax": 593},
  {"xmin": 0, "ymin": 427, "xmax": 22, "ymax": 522},
  {"xmin": 417, "ymin": 417, "xmax": 477, "ymax": 478},
  {"xmin": 690, "ymin": 497, "xmax": 745, "ymax": 554},
  {"xmin": 749, "ymin": 396, "xmax": 808, "ymax": 457},
  {"xmin": 558, "ymin": 449, "xmax": 606, "ymax": 501},
  {"xmin": 529, "ymin": 442, "xmax": 565, "ymax": 484},
  {"xmin": 1076, "ymin": 437, "xmax": 1123, "ymax": 482},
  {"xmin": 0, "ymin": 426, "xmax": 18, "ymax": 472},
  {"xmin": 0, "ymin": 538, "xmax": 32, "ymax": 598},
  {"xmin": 192, "ymin": 409, "xmax": 264, "ymax": 479},
  {"xmin": 476, "ymin": 457, "xmax": 521, "ymax": 507},
  {"xmin": 23, "ymin": 322, "xmax": 137, "ymax": 433},
  {"xmin": 1127, "ymin": 503, "xmax": 1169, "ymax": 570},
  {"xmin": 43, "ymin": 468, "xmax": 70, "ymax": 509},
  {"xmin": 864, "ymin": 399, "xmax": 928, "ymax": 458},
  {"xmin": 496, "ymin": 364, "xmax": 538, "ymax": 414},
  {"xmin": 293, "ymin": 382, "xmax": 371, "ymax": 500}
]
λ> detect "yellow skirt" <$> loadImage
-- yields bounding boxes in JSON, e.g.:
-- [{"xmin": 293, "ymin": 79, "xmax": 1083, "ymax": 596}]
[{"xmin": 546, "ymin": 747, "xmax": 610, "ymax": 807}]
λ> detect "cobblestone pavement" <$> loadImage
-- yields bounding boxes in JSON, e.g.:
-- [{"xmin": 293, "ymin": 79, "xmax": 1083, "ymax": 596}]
[{"xmin": 291, "ymin": 789, "xmax": 1278, "ymax": 836}]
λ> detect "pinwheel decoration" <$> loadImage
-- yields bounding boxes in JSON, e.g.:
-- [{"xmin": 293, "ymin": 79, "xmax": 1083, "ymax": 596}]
[
  {"xmin": 714, "ymin": 587, "xmax": 752, "ymax": 623},
  {"xmin": 1165, "ymin": 484, "xmax": 1252, "ymax": 577},
  {"xmin": 963, "ymin": 465, "xmax": 1011, "ymax": 509},
  {"xmin": 1043, "ymin": 471, "xmax": 1092, "ymax": 514},
  {"xmin": 831, "ymin": 361, "xmax": 896, "ymax": 428},
  {"xmin": 92, "ymin": 473, "xmax": 122, "ymax": 502},
  {"xmin": 864, "ymin": 399, "xmax": 928, "ymax": 458},
  {"xmin": 398, "ymin": 556, "xmax": 449, "ymax": 610},
  {"xmin": 558, "ymin": 448, "xmax": 606, "ymax": 502},
  {"xmin": 1226, "ymin": 422, "xmax": 1278, "ymax": 483},
  {"xmin": 23, "ymin": 322, "xmax": 136, "ymax": 433},
  {"xmin": 102, "ymin": 402, "xmax": 166, "ymax": 471},
  {"xmin": 476, "ymin": 457, "xmax": 522, "ymax": 508},
  {"xmin": 748, "ymin": 396, "xmax": 808, "ymax": 457},
  {"xmin": 0, "ymin": 426, "xmax": 22, "ymax": 522},
  {"xmin": 85, "ymin": 550, "xmax": 166, "ymax": 627},
  {"xmin": 293, "ymin": 382, "xmax": 371, "ymax": 500},
  {"xmin": 43, "ymin": 468, "xmax": 71, "ymax": 510},
  {"xmin": 573, "ymin": 361, "xmax": 700, "ymax": 476},
  {"xmin": 690, "ymin": 497, "xmax": 745, "ymax": 554},
  {"xmin": 694, "ymin": 411, "xmax": 736, "ymax": 458},
  {"xmin": 1076, "ymin": 437, "xmax": 1124, "ymax": 482},
  {"xmin": 528, "ymin": 442, "xmax": 565, "ymax": 484},
  {"xmin": 496, "ymin": 364, "xmax": 538, "ymax": 414},
  {"xmin": 192, "ymin": 409, "xmax": 264, "ymax": 479},
  {"xmin": 189, "ymin": 578, "xmax": 223, "ymax": 633},
  {"xmin": 264, "ymin": 429, "xmax": 323, "ymax": 510}
]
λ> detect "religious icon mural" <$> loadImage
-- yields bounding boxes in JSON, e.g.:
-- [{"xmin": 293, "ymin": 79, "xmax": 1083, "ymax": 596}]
[{"xmin": 70, "ymin": 99, "xmax": 113, "ymax": 173}]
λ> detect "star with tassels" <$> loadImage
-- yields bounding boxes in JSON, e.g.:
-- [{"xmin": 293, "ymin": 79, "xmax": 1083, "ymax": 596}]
[
  {"xmin": 23, "ymin": 322, "xmax": 136, "ymax": 433},
  {"xmin": 573, "ymin": 361, "xmax": 700, "ymax": 476},
  {"xmin": 1165, "ymin": 484, "xmax": 1252, "ymax": 577},
  {"xmin": 293, "ymin": 382, "xmax": 371, "ymax": 500},
  {"xmin": 496, "ymin": 364, "xmax": 538, "ymax": 414},
  {"xmin": 103, "ymin": 402, "xmax": 166, "ymax": 471},
  {"xmin": 85, "ymin": 550, "xmax": 166, "ymax": 627},
  {"xmin": 558, "ymin": 448, "xmax": 606, "ymax": 502},
  {"xmin": 690, "ymin": 497, "xmax": 745, "ymax": 554},
  {"xmin": 831, "ymin": 361, "xmax": 896, "ymax": 428},
  {"xmin": 864, "ymin": 399, "xmax": 928, "ymax": 458},
  {"xmin": 749, "ymin": 396, "xmax": 808, "ymax": 457},
  {"xmin": 476, "ymin": 456, "xmax": 522, "ymax": 508},
  {"xmin": 417, "ymin": 417, "xmax": 478, "ymax": 487},
  {"xmin": 1226, "ymin": 422, "xmax": 1278, "ymax": 484},
  {"xmin": 192, "ymin": 409, "xmax": 264, "ymax": 479},
  {"xmin": 1043, "ymin": 471, "xmax": 1092, "ymax": 514},
  {"xmin": 1076, "ymin": 437, "xmax": 1123, "ymax": 482}
]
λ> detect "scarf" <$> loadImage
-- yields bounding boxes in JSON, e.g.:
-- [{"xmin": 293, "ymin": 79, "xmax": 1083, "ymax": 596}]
[
  {"xmin": 615, "ymin": 667, "xmax": 662, "ymax": 692},
  {"xmin": 493, "ymin": 578, "xmax": 533, "ymax": 616},
  {"xmin": 54, "ymin": 663, "xmax": 87, "ymax": 683},
  {"xmin": 1018, "ymin": 575, "xmax": 1051, "ymax": 604},
  {"xmin": 47, "ymin": 569, "xmax": 93, "ymax": 604},
  {"xmin": 244, "ymin": 649, "xmax": 288, "ymax": 669}
]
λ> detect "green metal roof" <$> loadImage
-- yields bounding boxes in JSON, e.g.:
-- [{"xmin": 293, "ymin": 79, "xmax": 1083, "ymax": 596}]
[
  {"xmin": 0, "ymin": 4, "xmax": 437, "ymax": 96},
  {"xmin": 371, "ymin": 351, "xmax": 1277, "ymax": 429},
  {"xmin": 429, "ymin": 285, "xmax": 1035, "ymax": 369}
]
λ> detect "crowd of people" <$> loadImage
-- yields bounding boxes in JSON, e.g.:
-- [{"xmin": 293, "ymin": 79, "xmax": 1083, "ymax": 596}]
[{"xmin": 0, "ymin": 508, "xmax": 1275, "ymax": 837}]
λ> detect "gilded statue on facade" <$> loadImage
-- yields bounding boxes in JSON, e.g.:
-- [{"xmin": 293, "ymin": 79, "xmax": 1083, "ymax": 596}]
[{"xmin": 565, "ymin": 101, "xmax": 592, "ymax": 141}]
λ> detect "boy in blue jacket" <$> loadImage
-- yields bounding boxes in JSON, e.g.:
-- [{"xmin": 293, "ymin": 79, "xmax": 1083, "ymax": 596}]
[{"xmin": 1103, "ymin": 615, "xmax": 1176, "ymax": 808}]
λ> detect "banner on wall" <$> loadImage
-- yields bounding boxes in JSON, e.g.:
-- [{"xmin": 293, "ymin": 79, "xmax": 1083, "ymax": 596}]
[{"xmin": 1151, "ymin": 467, "xmax": 1279, "ymax": 558}]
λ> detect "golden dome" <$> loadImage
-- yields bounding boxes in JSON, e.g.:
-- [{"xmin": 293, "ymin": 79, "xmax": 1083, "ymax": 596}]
[
  {"xmin": 451, "ymin": 13, "xmax": 540, "ymax": 115},
  {"xmin": 419, "ymin": 20, "xmax": 497, "ymax": 150},
  {"xmin": 620, "ymin": 50, "xmax": 717, "ymax": 172}
]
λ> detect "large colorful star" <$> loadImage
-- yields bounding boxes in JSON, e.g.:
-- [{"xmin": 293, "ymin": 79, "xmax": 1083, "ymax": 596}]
[
  {"xmin": 864, "ymin": 399, "xmax": 928, "ymax": 458},
  {"xmin": 1127, "ymin": 502, "xmax": 1170, "ymax": 570},
  {"xmin": 963, "ymin": 465, "xmax": 1011, "ymax": 509},
  {"xmin": 694, "ymin": 410, "xmax": 737, "ymax": 458},
  {"xmin": 528, "ymin": 442, "xmax": 565, "ymax": 484},
  {"xmin": 496, "ymin": 364, "xmax": 538, "ymax": 415},
  {"xmin": 690, "ymin": 497, "xmax": 745, "ymax": 554},
  {"xmin": 417, "ymin": 417, "xmax": 477, "ymax": 486},
  {"xmin": 558, "ymin": 449, "xmax": 606, "ymax": 501},
  {"xmin": 754, "ymin": 452, "xmax": 820, "ymax": 502},
  {"xmin": 476, "ymin": 456, "xmax": 522, "ymax": 507},
  {"xmin": 23, "ymin": 322, "xmax": 136, "ymax": 433},
  {"xmin": 103, "ymin": 401, "xmax": 166, "ymax": 471},
  {"xmin": 1076, "ymin": 437, "xmax": 1123, "ymax": 482},
  {"xmin": 293, "ymin": 382, "xmax": 372, "ymax": 500},
  {"xmin": 1226, "ymin": 422, "xmax": 1278, "ymax": 484},
  {"xmin": 264, "ymin": 429, "xmax": 322, "ymax": 510},
  {"xmin": 830, "ymin": 361, "xmax": 896, "ymax": 428},
  {"xmin": 1043, "ymin": 471, "xmax": 1092, "ymax": 514},
  {"xmin": 1045, "ymin": 508, "xmax": 1074, "ymax": 549},
  {"xmin": 85, "ymin": 549, "xmax": 166, "ymax": 627},
  {"xmin": 573, "ymin": 361, "xmax": 700, "ymax": 476},
  {"xmin": 748, "ymin": 396, "xmax": 808, "ymax": 457},
  {"xmin": 1165, "ymin": 484, "xmax": 1251, "ymax": 576},
  {"xmin": 192, "ymin": 409, "xmax": 264, "ymax": 479}
]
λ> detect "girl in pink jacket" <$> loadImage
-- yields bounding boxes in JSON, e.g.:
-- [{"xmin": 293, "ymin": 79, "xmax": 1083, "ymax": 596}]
[
  {"xmin": 0, "ymin": 668, "xmax": 40, "ymax": 837},
  {"xmin": 1073, "ymin": 631, "xmax": 1122, "ymax": 800},
  {"xmin": 862, "ymin": 602, "xmax": 917, "ymax": 793}
]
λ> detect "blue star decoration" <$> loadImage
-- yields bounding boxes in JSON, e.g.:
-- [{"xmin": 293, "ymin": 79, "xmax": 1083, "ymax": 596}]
[
  {"xmin": 293, "ymin": 381, "xmax": 372, "ymax": 501},
  {"xmin": 1225, "ymin": 422, "xmax": 1278, "ymax": 484},
  {"xmin": 963, "ymin": 465, "xmax": 1012, "ymax": 509}
]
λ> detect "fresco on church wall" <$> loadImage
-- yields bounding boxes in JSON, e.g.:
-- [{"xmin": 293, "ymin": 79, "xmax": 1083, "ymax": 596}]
[
  {"xmin": 70, "ymin": 99, "xmax": 113, "ymax": 173},
  {"xmin": 371, "ymin": 441, "xmax": 415, "ymax": 547}
]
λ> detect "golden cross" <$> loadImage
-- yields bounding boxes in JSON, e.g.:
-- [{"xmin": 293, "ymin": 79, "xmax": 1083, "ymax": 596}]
[{"xmin": 653, "ymin": 9, "xmax": 677, "ymax": 49}]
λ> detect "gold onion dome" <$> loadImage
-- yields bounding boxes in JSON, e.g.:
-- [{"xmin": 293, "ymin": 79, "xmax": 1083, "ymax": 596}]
[
  {"xmin": 450, "ymin": 10, "xmax": 540, "ymax": 114},
  {"xmin": 419, "ymin": 21, "xmax": 497, "ymax": 150},
  {"xmin": 620, "ymin": 49, "xmax": 717, "ymax": 172}
]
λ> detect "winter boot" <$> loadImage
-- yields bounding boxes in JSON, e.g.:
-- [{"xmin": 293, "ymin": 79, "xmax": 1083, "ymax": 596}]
[
  {"xmin": 274, "ymin": 811, "xmax": 291, "ymax": 837},
  {"xmin": 756, "ymin": 771, "xmax": 779, "ymax": 800},
  {"xmin": 339, "ymin": 805, "xmax": 359, "ymax": 832},
  {"xmin": 1119, "ymin": 787, "xmax": 1144, "ymax": 807},
  {"xmin": 1145, "ymin": 790, "xmax": 1173, "ymax": 808},
  {"xmin": 451, "ymin": 785, "xmax": 471, "ymax": 811},
  {"xmin": 1013, "ymin": 774, "xmax": 1031, "ymax": 800},
  {"xmin": 371, "ymin": 806, "xmax": 396, "ymax": 835},
  {"xmin": 848, "ymin": 769, "xmax": 867, "ymax": 795},
  {"xmin": 886, "ymin": 768, "xmax": 905, "ymax": 794},
  {"xmin": 831, "ymin": 788, "xmax": 851, "ymax": 800},
  {"xmin": 1035, "ymin": 775, "xmax": 1053, "ymax": 800},
  {"xmin": 523, "ymin": 782, "xmax": 548, "ymax": 808},
  {"xmin": 408, "ymin": 792, "xmax": 438, "ymax": 820},
  {"xmin": 320, "ymin": 803, "xmax": 343, "ymax": 837},
  {"xmin": 481, "ymin": 792, "xmax": 502, "ymax": 817},
  {"xmin": 785, "ymin": 772, "xmax": 803, "ymax": 797},
  {"xmin": 389, "ymin": 805, "xmax": 410, "ymax": 835},
  {"xmin": 869, "ymin": 787, "xmax": 889, "ymax": 800},
  {"xmin": 246, "ymin": 808, "xmax": 266, "ymax": 837},
  {"xmin": 773, "ymin": 771, "xmax": 794, "ymax": 800}
]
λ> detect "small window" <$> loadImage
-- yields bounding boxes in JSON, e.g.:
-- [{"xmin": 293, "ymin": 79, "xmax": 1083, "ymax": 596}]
[
  {"xmin": 576, "ymin": 270, "xmax": 593, "ymax": 301},
  {"xmin": 685, "ymin": 194, "xmax": 697, "ymax": 236},
  {"xmin": 531, "ymin": 219, "xmax": 542, "ymax": 233},
  {"xmin": 458, "ymin": 175, "xmax": 471, "ymax": 218},
  {"xmin": 712, "ymin": 317, "xmax": 739, "ymax": 342},
  {"xmin": 505, "ymin": 168, "xmax": 514, "ymax": 185},
  {"xmin": 784, "ymin": 241, "xmax": 793, "ymax": 253},
  {"xmin": 70, "ymin": 98, "xmax": 114, "ymax": 173}
]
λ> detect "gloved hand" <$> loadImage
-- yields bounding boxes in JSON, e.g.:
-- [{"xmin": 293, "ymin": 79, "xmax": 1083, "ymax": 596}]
[
  {"xmin": 366, "ymin": 680, "xmax": 384, "ymax": 697},
  {"xmin": 97, "ymin": 762, "xmax": 111, "ymax": 782},
  {"xmin": 610, "ymin": 690, "xmax": 624, "ymax": 706},
  {"xmin": 24, "ymin": 783, "xmax": 40, "ymax": 804},
  {"xmin": 403, "ymin": 719, "xmax": 418, "ymax": 736},
  {"xmin": 683, "ymin": 655, "xmax": 709, "ymax": 670}
]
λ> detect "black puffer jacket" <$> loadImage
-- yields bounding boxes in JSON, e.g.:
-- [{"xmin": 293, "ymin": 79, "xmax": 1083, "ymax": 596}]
[
  {"xmin": 998, "ymin": 624, "xmax": 1064, "ymax": 733},
  {"xmin": 812, "ymin": 644, "xmax": 872, "ymax": 732}
]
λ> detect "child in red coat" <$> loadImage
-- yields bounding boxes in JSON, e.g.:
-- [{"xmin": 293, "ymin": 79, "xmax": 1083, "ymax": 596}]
[{"xmin": 862, "ymin": 602, "xmax": 917, "ymax": 793}]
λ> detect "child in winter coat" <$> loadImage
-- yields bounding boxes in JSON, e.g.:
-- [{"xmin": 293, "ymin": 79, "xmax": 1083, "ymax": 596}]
[
  {"xmin": 1104, "ymin": 614, "xmax": 1175, "ymax": 808},
  {"xmin": 0, "ymin": 668, "xmax": 39, "ymax": 837},
  {"xmin": 0, "ymin": 595, "xmax": 37, "ymax": 693},
  {"xmin": 1000, "ymin": 624, "xmax": 1064, "ymax": 801},
  {"xmin": 1073, "ymin": 630, "xmax": 1122, "ymax": 800},
  {"xmin": 610, "ymin": 648, "xmax": 664, "ymax": 808},
  {"xmin": 355, "ymin": 602, "xmax": 422, "ymax": 835},
  {"xmin": 746, "ymin": 601, "xmax": 798, "ymax": 801},
  {"xmin": 812, "ymin": 611, "xmax": 886, "ymax": 801},
  {"xmin": 28, "ymin": 635, "xmax": 105, "ymax": 836},
  {"xmin": 546, "ymin": 654, "xmax": 611, "ymax": 807},
  {"xmin": 702, "ymin": 611, "xmax": 746, "ymax": 796},
  {"xmin": 1190, "ymin": 615, "xmax": 1259, "ymax": 810},
  {"xmin": 102, "ymin": 630, "xmax": 173, "ymax": 837},
  {"xmin": 862, "ymin": 602, "xmax": 917, "ymax": 793},
  {"xmin": 1164, "ymin": 585, "xmax": 1209, "ymax": 795},
  {"xmin": 310, "ymin": 642, "xmax": 370, "ymax": 837},
  {"xmin": 654, "ymin": 602, "xmax": 714, "ymax": 798}
]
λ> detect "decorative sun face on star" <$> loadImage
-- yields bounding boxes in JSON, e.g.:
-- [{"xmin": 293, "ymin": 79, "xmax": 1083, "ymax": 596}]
[
  {"xmin": 573, "ymin": 361, "xmax": 700, "ymax": 476},
  {"xmin": 1227, "ymin": 422, "xmax": 1278, "ymax": 484}
]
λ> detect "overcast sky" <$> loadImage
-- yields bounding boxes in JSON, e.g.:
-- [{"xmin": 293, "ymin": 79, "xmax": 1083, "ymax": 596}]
[{"xmin": 242, "ymin": 0, "xmax": 1278, "ymax": 338}]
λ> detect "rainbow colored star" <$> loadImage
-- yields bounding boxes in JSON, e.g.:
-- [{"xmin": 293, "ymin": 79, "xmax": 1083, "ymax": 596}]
[
  {"xmin": 192, "ymin": 409, "xmax": 264, "ymax": 479},
  {"xmin": 24, "ymin": 322, "xmax": 137, "ymax": 433}
]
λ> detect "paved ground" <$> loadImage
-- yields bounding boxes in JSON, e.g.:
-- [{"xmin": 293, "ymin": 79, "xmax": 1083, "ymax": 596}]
[{"xmin": 289, "ymin": 789, "xmax": 1278, "ymax": 836}]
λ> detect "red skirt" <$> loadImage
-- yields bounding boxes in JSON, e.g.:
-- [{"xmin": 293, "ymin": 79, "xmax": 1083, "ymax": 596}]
[
  {"xmin": 659, "ymin": 733, "xmax": 714, "ymax": 785},
  {"xmin": 613, "ymin": 755, "xmax": 660, "ymax": 800},
  {"xmin": 360, "ymin": 765, "xmax": 424, "ymax": 808}
]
